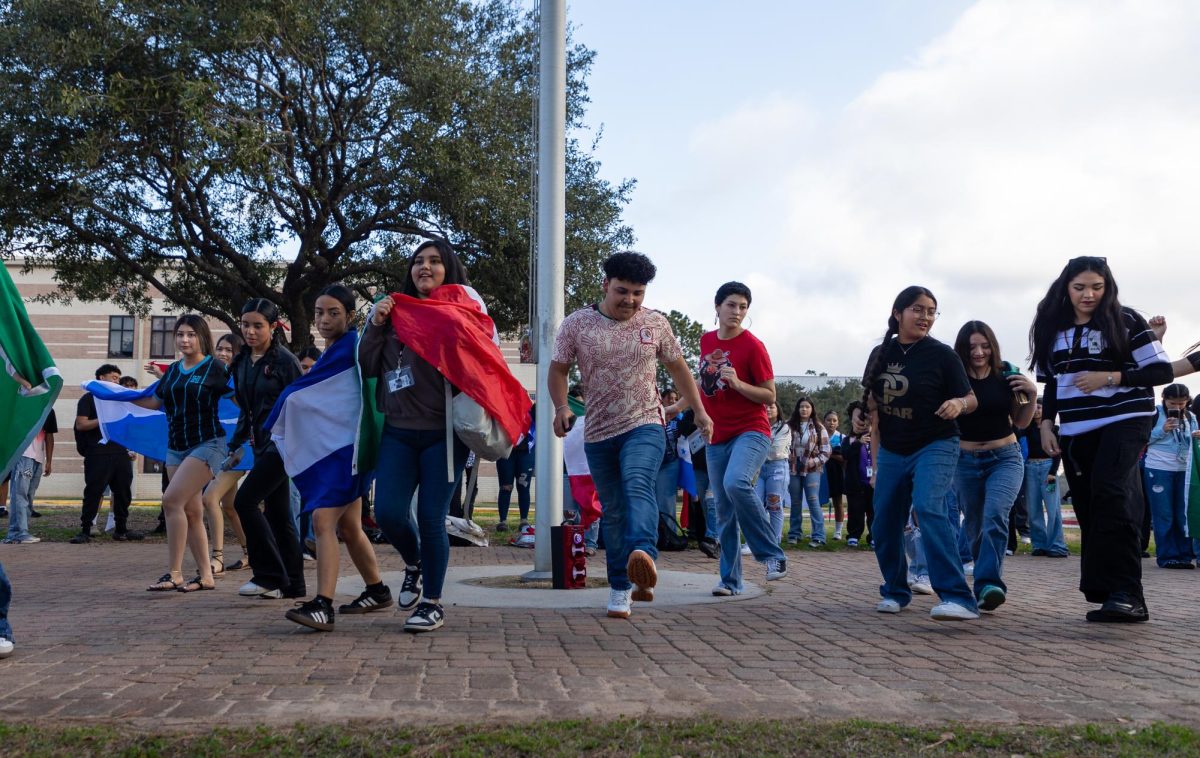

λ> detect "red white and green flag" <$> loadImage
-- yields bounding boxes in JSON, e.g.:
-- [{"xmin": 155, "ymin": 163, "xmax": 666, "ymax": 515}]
[{"xmin": 0, "ymin": 265, "xmax": 62, "ymax": 479}]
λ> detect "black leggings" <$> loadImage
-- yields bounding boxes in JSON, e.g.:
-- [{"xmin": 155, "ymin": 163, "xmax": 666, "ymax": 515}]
[
  {"xmin": 234, "ymin": 448, "xmax": 304, "ymax": 595},
  {"xmin": 846, "ymin": 488, "xmax": 874, "ymax": 541}
]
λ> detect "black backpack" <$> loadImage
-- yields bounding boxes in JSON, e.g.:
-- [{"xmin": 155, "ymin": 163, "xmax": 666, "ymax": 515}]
[{"xmin": 657, "ymin": 512, "xmax": 689, "ymax": 552}]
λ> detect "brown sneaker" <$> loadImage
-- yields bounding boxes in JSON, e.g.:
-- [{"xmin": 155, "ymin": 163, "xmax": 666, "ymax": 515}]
[{"xmin": 627, "ymin": 549, "xmax": 657, "ymax": 602}]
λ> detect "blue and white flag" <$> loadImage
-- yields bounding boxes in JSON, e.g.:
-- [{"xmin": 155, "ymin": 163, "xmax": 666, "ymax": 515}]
[
  {"xmin": 80, "ymin": 379, "xmax": 252, "ymax": 469},
  {"xmin": 267, "ymin": 330, "xmax": 379, "ymax": 511},
  {"xmin": 677, "ymin": 434, "xmax": 698, "ymax": 499}
]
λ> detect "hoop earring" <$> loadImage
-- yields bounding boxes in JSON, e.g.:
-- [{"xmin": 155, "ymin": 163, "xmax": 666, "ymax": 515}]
[{"xmin": 746, "ymin": 316, "xmax": 753, "ymax": 328}]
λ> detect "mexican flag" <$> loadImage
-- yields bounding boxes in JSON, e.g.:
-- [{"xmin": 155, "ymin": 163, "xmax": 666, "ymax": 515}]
[{"xmin": 0, "ymin": 265, "xmax": 62, "ymax": 479}]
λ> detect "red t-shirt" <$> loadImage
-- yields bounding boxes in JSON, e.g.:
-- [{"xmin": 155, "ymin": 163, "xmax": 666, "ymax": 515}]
[{"xmin": 697, "ymin": 329, "xmax": 774, "ymax": 445}]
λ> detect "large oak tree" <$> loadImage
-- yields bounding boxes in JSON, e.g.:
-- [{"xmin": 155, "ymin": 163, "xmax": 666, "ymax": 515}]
[{"xmin": 0, "ymin": 0, "xmax": 634, "ymax": 346}]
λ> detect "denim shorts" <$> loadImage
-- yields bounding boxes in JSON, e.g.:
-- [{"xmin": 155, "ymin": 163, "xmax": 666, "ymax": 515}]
[{"xmin": 165, "ymin": 437, "xmax": 226, "ymax": 476}]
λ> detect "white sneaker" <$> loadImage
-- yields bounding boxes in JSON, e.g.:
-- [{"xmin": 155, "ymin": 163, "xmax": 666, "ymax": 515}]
[
  {"xmin": 909, "ymin": 575, "xmax": 933, "ymax": 595},
  {"xmin": 765, "ymin": 558, "xmax": 788, "ymax": 581},
  {"xmin": 846, "ymin": 538, "xmax": 859, "ymax": 547},
  {"xmin": 876, "ymin": 599, "xmax": 901, "ymax": 614},
  {"xmin": 740, "ymin": 544, "xmax": 751, "ymax": 556},
  {"xmin": 711, "ymin": 584, "xmax": 734, "ymax": 597},
  {"xmin": 1021, "ymin": 536, "xmax": 1032, "ymax": 545},
  {"xmin": 963, "ymin": 562, "xmax": 974, "ymax": 577},
  {"xmin": 607, "ymin": 588, "xmax": 632, "ymax": 619},
  {"xmin": 0, "ymin": 637, "xmax": 12, "ymax": 658},
  {"xmin": 238, "ymin": 580, "xmax": 267, "ymax": 596},
  {"xmin": 930, "ymin": 602, "xmax": 979, "ymax": 621}
]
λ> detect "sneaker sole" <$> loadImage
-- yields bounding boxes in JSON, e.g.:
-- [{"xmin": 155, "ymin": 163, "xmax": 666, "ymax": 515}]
[
  {"xmin": 338, "ymin": 598, "xmax": 395, "ymax": 615},
  {"xmin": 766, "ymin": 571, "xmax": 788, "ymax": 581},
  {"xmin": 285, "ymin": 611, "xmax": 334, "ymax": 632},
  {"xmin": 930, "ymin": 608, "xmax": 979, "ymax": 621},
  {"xmin": 627, "ymin": 550, "xmax": 657, "ymax": 602},
  {"xmin": 403, "ymin": 620, "xmax": 444, "ymax": 633},
  {"xmin": 606, "ymin": 608, "xmax": 631, "ymax": 619},
  {"xmin": 397, "ymin": 596, "xmax": 421, "ymax": 612}
]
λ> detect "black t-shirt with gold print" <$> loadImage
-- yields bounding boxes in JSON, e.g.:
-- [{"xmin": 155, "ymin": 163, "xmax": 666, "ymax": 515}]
[{"xmin": 863, "ymin": 337, "xmax": 971, "ymax": 456}]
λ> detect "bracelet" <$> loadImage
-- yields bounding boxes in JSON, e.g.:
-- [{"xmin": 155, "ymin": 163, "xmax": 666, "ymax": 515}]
[
  {"xmin": 1188, "ymin": 352, "xmax": 1200, "ymax": 371},
  {"xmin": 555, "ymin": 404, "xmax": 568, "ymax": 413},
  {"xmin": 1106, "ymin": 373, "xmax": 1114, "ymax": 386},
  {"xmin": 958, "ymin": 398, "xmax": 968, "ymax": 413}
]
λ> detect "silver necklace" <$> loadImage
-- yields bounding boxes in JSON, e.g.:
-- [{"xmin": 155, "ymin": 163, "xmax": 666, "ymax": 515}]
[{"xmin": 897, "ymin": 337, "xmax": 925, "ymax": 356}]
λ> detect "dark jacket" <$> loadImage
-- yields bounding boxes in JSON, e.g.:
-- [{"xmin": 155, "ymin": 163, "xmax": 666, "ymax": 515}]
[{"xmin": 229, "ymin": 343, "xmax": 302, "ymax": 453}]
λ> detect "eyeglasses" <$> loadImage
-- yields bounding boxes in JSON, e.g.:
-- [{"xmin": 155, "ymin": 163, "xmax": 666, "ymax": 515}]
[{"xmin": 907, "ymin": 306, "xmax": 940, "ymax": 319}]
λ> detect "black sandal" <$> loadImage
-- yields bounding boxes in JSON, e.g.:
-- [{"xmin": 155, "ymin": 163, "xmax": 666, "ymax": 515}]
[
  {"xmin": 147, "ymin": 573, "xmax": 184, "ymax": 592},
  {"xmin": 178, "ymin": 575, "xmax": 216, "ymax": 593},
  {"xmin": 211, "ymin": 549, "xmax": 225, "ymax": 577}
]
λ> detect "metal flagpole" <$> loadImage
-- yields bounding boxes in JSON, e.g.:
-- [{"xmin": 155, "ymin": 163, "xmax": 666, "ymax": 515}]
[{"xmin": 528, "ymin": 0, "xmax": 566, "ymax": 579}]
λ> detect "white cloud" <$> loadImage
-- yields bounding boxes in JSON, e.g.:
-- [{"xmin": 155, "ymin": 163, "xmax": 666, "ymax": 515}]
[{"xmin": 642, "ymin": 0, "xmax": 1200, "ymax": 390}]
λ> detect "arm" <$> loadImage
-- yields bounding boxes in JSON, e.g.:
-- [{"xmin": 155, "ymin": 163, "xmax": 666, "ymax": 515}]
[
  {"xmin": 131, "ymin": 396, "xmax": 162, "ymax": 410},
  {"xmin": 664, "ymin": 355, "xmax": 712, "ymax": 442},
  {"xmin": 935, "ymin": 391, "xmax": 977, "ymax": 420},
  {"xmin": 1009, "ymin": 373, "xmax": 1038, "ymax": 430},
  {"xmin": 717, "ymin": 362, "xmax": 775, "ymax": 405},
  {"xmin": 358, "ymin": 296, "xmax": 395, "ymax": 379},
  {"xmin": 75, "ymin": 414, "xmax": 99, "ymax": 432},
  {"xmin": 811, "ymin": 425, "xmax": 831, "ymax": 469},
  {"xmin": 43, "ymin": 434, "xmax": 54, "ymax": 476},
  {"xmin": 1039, "ymin": 379, "xmax": 1061, "ymax": 456},
  {"xmin": 549, "ymin": 360, "xmax": 573, "ymax": 437}
]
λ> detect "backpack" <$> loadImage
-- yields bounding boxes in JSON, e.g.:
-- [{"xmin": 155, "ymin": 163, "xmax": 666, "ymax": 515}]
[{"xmin": 657, "ymin": 512, "xmax": 689, "ymax": 552}]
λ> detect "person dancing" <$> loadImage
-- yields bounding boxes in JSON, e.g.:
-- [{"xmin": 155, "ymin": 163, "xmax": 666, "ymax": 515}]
[
  {"xmin": 951, "ymin": 321, "xmax": 1037, "ymax": 612},
  {"xmin": 863, "ymin": 286, "xmax": 979, "ymax": 621},
  {"xmin": 1029, "ymin": 256, "xmax": 1171, "ymax": 622}
]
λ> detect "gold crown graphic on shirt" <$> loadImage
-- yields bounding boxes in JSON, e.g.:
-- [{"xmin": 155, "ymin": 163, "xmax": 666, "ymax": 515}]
[{"xmin": 887, "ymin": 363, "xmax": 904, "ymax": 373}]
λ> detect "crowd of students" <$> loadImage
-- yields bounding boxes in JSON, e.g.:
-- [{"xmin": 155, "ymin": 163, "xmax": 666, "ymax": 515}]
[{"xmin": 3, "ymin": 248, "xmax": 1200, "ymax": 662}]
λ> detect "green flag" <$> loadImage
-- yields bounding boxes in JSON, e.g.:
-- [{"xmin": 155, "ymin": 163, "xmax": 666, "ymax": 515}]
[
  {"xmin": 1187, "ymin": 438, "xmax": 1200, "ymax": 542},
  {"xmin": 0, "ymin": 265, "xmax": 62, "ymax": 479}
]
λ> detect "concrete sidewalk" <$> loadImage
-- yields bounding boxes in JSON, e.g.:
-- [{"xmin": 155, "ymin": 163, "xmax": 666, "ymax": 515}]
[{"xmin": 0, "ymin": 540, "xmax": 1197, "ymax": 728}]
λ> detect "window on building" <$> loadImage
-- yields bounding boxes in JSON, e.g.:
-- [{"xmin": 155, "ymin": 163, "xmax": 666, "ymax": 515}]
[
  {"xmin": 149, "ymin": 316, "xmax": 175, "ymax": 359},
  {"xmin": 107, "ymin": 316, "xmax": 135, "ymax": 358}
]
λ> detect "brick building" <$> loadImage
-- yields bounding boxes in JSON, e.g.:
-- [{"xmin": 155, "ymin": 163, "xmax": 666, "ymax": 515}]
[{"xmin": 8, "ymin": 258, "xmax": 535, "ymax": 504}]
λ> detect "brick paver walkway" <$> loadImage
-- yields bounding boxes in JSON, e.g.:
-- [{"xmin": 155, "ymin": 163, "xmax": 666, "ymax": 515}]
[{"xmin": 1, "ymin": 540, "xmax": 1198, "ymax": 728}]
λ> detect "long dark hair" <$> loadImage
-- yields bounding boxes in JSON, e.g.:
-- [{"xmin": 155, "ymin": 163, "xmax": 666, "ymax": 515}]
[
  {"xmin": 400, "ymin": 238, "xmax": 469, "ymax": 298},
  {"xmin": 954, "ymin": 320, "xmax": 1003, "ymax": 376},
  {"xmin": 316, "ymin": 283, "xmax": 359, "ymax": 331},
  {"xmin": 1028, "ymin": 256, "xmax": 1127, "ymax": 375},
  {"xmin": 787, "ymin": 396, "xmax": 820, "ymax": 436},
  {"xmin": 216, "ymin": 332, "xmax": 244, "ymax": 353},
  {"xmin": 173, "ymin": 314, "xmax": 214, "ymax": 356},
  {"xmin": 862, "ymin": 286, "xmax": 937, "ymax": 404}
]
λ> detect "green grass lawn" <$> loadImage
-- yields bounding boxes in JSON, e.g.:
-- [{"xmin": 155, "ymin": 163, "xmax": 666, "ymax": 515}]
[{"xmin": 0, "ymin": 718, "xmax": 1197, "ymax": 757}]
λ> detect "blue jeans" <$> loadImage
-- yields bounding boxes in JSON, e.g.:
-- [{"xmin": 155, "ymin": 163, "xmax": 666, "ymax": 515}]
[
  {"xmin": 656, "ymin": 458, "xmax": 681, "ymax": 524},
  {"xmin": 944, "ymin": 487, "xmax": 974, "ymax": 565},
  {"xmin": 288, "ymin": 480, "xmax": 302, "ymax": 541},
  {"xmin": 1144, "ymin": 467, "xmax": 1193, "ymax": 566},
  {"xmin": 496, "ymin": 445, "xmax": 534, "ymax": 523},
  {"xmin": 956, "ymin": 443, "xmax": 1024, "ymax": 597},
  {"xmin": 0, "ymin": 560, "xmax": 10, "ymax": 641},
  {"xmin": 754, "ymin": 459, "xmax": 789, "ymax": 543},
  {"xmin": 1026, "ymin": 459, "xmax": 1068, "ymax": 555},
  {"xmin": 787, "ymin": 470, "xmax": 823, "ymax": 542},
  {"xmin": 6, "ymin": 457, "xmax": 42, "ymax": 541},
  {"xmin": 872, "ymin": 438, "xmax": 976, "ymax": 611},
  {"xmin": 585, "ymin": 424, "xmax": 665, "ymax": 591},
  {"xmin": 695, "ymin": 469, "xmax": 718, "ymax": 540},
  {"xmin": 708, "ymin": 432, "xmax": 785, "ymax": 593},
  {"xmin": 374, "ymin": 425, "xmax": 468, "ymax": 600}
]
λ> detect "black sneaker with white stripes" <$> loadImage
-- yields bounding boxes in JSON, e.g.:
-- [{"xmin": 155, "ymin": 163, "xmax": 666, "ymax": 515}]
[
  {"xmin": 338, "ymin": 585, "xmax": 394, "ymax": 615},
  {"xmin": 403, "ymin": 601, "xmax": 444, "ymax": 633},
  {"xmin": 398, "ymin": 566, "xmax": 422, "ymax": 611},
  {"xmin": 285, "ymin": 597, "xmax": 335, "ymax": 632}
]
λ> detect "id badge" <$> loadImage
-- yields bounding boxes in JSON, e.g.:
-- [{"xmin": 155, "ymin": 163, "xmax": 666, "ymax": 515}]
[
  {"xmin": 385, "ymin": 366, "xmax": 415, "ymax": 393},
  {"xmin": 866, "ymin": 466, "xmax": 874, "ymax": 479},
  {"xmin": 1087, "ymin": 330, "xmax": 1103, "ymax": 355}
]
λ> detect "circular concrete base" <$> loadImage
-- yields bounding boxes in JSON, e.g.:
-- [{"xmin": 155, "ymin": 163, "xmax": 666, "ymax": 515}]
[{"xmin": 336, "ymin": 565, "xmax": 764, "ymax": 609}]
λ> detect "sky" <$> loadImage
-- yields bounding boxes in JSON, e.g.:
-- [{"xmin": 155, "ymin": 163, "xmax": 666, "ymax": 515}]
[{"xmin": 552, "ymin": 0, "xmax": 1200, "ymax": 391}]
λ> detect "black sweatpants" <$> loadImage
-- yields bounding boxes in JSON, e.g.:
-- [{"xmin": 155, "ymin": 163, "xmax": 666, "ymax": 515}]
[
  {"xmin": 846, "ymin": 488, "xmax": 874, "ymax": 541},
  {"xmin": 1060, "ymin": 416, "xmax": 1152, "ymax": 606},
  {"xmin": 80, "ymin": 453, "xmax": 134, "ymax": 533},
  {"xmin": 234, "ymin": 448, "xmax": 305, "ymax": 596}
]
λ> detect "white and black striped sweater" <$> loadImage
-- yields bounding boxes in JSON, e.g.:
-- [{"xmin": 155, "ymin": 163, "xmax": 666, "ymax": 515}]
[{"xmin": 1038, "ymin": 308, "xmax": 1172, "ymax": 437}]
